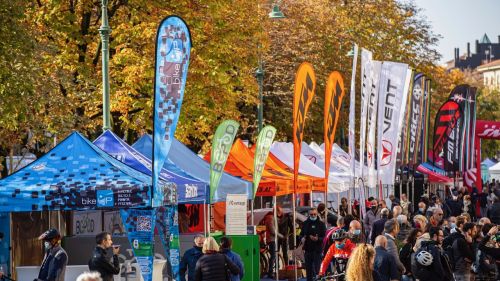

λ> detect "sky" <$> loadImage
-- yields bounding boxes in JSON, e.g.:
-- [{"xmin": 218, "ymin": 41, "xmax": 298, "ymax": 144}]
[{"xmin": 413, "ymin": 0, "xmax": 500, "ymax": 64}]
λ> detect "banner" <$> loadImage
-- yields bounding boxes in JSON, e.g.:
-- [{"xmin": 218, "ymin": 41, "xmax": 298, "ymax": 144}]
[
  {"xmin": 121, "ymin": 209, "xmax": 156, "ymax": 281},
  {"xmin": 376, "ymin": 62, "xmax": 410, "ymax": 187},
  {"xmin": 324, "ymin": 71, "xmax": 345, "ymax": 184},
  {"xmin": 153, "ymin": 16, "xmax": 192, "ymax": 207},
  {"xmin": 432, "ymin": 100, "xmax": 462, "ymax": 168},
  {"xmin": 348, "ymin": 45, "xmax": 359, "ymax": 183},
  {"xmin": 359, "ymin": 49, "xmax": 373, "ymax": 182},
  {"xmin": 253, "ymin": 126, "xmax": 277, "ymax": 198},
  {"xmin": 293, "ymin": 62, "xmax": 316, "ymax": 190},
  {"xmin": 366, "ymin": 61, "xmax": 382, "ymax": 188},
  {"xmin": 407, "ymin": 73, "xmax": 425, "ymax": 165},
  {"xmin": 443, "ymin": 85, "xmax": 468, "ymax": 172},
  {"xmin": 210, "ymin": 120, "xmax": 240, "ymax": 202},
  {"xmin": 474, "ymin": 120, "xmax": 500, "ymax": 190},
  {"xmin": 419, "ymin": 79, "xmax": 432, "ymax": 163},
  {"xmin": 155, "ymin": 206, "xmax": 180, "ymax": 281}
]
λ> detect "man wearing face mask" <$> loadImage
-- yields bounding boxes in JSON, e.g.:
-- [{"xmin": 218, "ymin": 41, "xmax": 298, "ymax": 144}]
[
  {"xmin": 180, "ymin": 235, "xmax": 205, "ymax": 281},
  {"xmin": 301, "ymin": 208, "xmax": 326, "ymax": 281},
  {"xmin": 35, "ymin": 228, "xmax": 68, "ymax": 281},
  {"xmin": 88, "ymin": 232, "xmax": 120, "ymax": 281},
  {"xmin": 364, "ymin": 199, "xmax": 381, "ymax": 242},
  {"xmin": 318, "ymin": 229, "xmax": 355, "ymax": 278},
  {"xmin": 349, "ymin": 220, "xmax": 365, "ymax": 243}
]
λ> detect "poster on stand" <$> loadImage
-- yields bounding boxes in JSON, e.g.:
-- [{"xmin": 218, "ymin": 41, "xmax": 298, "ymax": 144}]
[
  {"xmin": 72, "ymin": 210, "xmax": 102, "ymax": 236},
  {"xmin": 225, "ymin": 194, "xmax": 248, "ymax": 235}
]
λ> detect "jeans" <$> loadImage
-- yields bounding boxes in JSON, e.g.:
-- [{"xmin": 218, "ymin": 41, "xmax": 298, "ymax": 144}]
[
  {"xmin": 304, "ymin": 251, "xmax": 322, "ymax": 281},
  {"xmin": 278, "ymin": 238, "xmax": 288, "ymax": 264},
  {"xmin": 268, "ymin": 241, "xmax": 276, "ymax": 275}
]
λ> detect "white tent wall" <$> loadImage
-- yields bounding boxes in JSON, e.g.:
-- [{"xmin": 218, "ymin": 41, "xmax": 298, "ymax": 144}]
[{"xmin": 490, "ymin": 162, "xmax": 500, "ymax": 182}]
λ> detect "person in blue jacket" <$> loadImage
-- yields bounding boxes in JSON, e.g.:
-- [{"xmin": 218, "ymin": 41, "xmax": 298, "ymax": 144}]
[
  {"xmin": 180, "ymin": 235, "xmax": 205, "ymax": 281},
  {"xmin": 220, "ymin": 236, "xmax": 244, "ymax": 281}
]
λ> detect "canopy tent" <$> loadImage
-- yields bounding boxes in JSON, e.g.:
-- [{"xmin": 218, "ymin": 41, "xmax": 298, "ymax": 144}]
[
  {"xmin": 94, "ymin": 130, "xmax": 208, "ymax": 204},
  {"xmin": 482, "ymin": 158, "xmax": 497, "ymax": 183},
  {"xmin": 0, "ymin": 132, "xmax": 156, "ymax": 212},
  {"xmin": 301, "ymin": 143, "xmax": 352, "ymax": 178},
  {"xmin": 270, "ymin": 142, "xmax": 349, "ymax": 193},
  {"xmin": 204, "ymin": 139, "xmax": 308, "ymax": 196},
  {"xmin": 416, "ymin": 162, "xmax": 453, "ymax": 183},
  {"xmin": 132, "ymin": 135, "xmax": 252, "ymax": 201},
  {"xmin": 489, "ymin": 162, "xmax": 500, "ymax": 182}
]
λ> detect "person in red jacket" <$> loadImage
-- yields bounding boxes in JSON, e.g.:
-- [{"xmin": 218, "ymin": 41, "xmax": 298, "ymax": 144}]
[{"xmin": 318, "ymin": 229, "xmax": 355, "ymax": 277}]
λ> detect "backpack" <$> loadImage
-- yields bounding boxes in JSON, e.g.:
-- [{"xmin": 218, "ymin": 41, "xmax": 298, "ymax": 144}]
[
  {"xmin": 443, "ymin": 241, "xmax": 456, "ymax": 271},
  {"xmin": 411, "ymin": 244, "xmax": 434, "ymax": 280}
]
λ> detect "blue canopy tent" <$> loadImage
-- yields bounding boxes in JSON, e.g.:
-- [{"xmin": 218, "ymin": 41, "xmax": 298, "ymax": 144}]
[
  {"xmin": 0, "ymin": 132, "xmax": 158, "ymax": 212},
  {"xmin": 94, "ymin": 130, "xmax": 208, "ymax": 204},
  {"xmin": 133, "ymin": 135, "xmax": 252, "ymax": 202}
]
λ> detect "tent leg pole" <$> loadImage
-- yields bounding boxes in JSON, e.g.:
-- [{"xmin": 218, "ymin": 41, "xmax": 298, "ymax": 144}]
[
  {"xmin": 324, "ymin": 188, "xmax": 328, "ymax": 223},
  {"xmin": 251, "ymin": 199, "xmax": 254, "ymax": 231},
  {"xmin": 274, "ymin": 196, "xmax": 278, "ymax": 281},
  {"xmin": 310, "ymin": 192, "xmax": 313, "ymax": 207},
  {"xmin": 292, "ymin": 193, "xmax": 297, "ymax": 281}
]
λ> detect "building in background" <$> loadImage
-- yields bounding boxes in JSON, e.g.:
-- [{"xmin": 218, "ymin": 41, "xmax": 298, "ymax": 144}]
[
  {"xmin": 477, "ymin": 59, "xmax": 500, "ymax": 91},
  {"xmin": 451, "ymin": 34, "xmax": 500, "ymax": 71}
]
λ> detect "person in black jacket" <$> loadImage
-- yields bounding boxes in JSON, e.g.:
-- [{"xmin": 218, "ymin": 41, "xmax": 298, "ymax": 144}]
[
  {"xmin": 300, "ymin": 208, "xmax": 326, "ymax": 281},
  {"xmin": 412, "ymin": 227, "xmax": 453, "ymax": 281},
  {"xmin": 36, "ymin": 228, "xmax": 68, "ymax": 281},
  {"xmin": 452, "ymin": 222, "xmax": 475, "ymax": 281},
  {"xmin": 180, "ymin": 235, "xmax": 205, "ymax": 281},
  {"xmin": 194, "ymin": 237, "xmax": 239, "ymax": 281},
  {"xmin": 370, "ymin": 208, "xmax": 389, "ymax": 245},
  {"xmin": 373, "ymin": 235, "xmax": 399, "ymax": 281},
  {"xmin": 88, "ymin": 232, "xmax": 120, "ymax": 281}
]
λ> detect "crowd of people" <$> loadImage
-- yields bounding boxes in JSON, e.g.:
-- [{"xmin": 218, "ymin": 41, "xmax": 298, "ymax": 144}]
[{"xmin": 258, "ymin": 180, "xmax": 500, "ymax": 281}]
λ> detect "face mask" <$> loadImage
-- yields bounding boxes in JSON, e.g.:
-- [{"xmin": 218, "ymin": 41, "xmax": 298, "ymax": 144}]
[
  {"xmin": 353, "ymin": 229, "xmax": 361, "ymax": 236},
  {"xmin": 419, "ymin": 208, "xmax": 424, "ymax": 212},
  {"xmin": 44, "ymin": 241, "xmax": 52, "ymax": 250},
  {"xmin": 451, "ymin": 223, "xmax": 457, "ymax": 229},
  {"xmin": 310, "ymin": 216, "xmax": 317, "ymax": 221},
  {"xmin": 335, "ymin": 243, "xmax": 345, "ymax": 250}
]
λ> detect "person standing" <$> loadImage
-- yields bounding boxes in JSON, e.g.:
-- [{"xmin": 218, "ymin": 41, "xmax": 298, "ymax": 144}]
[
  {"xmin": 35, "ymin": 228, "xmax": 68, "ymax": 281},
  {"xmin": 400, "ymin": 193, "xmax": 412, "ymax": 217},
  {"xmin": 383, "ymin": 219, "xmax": 405, "ymax": 277},
  {"xmin": 194, "ymin": 237, "xmax": 239, "ymax": 281},
  {"xmin": 412, "ymin": 227, "xmax": 453, "ymax": 281},
  {"xmin": 301, "ymin": 208, "xmax": 326, "ymax": 281},
  {"xmin": 452, "ymin": 222, "xmax": 475, "ymax": 281},
  {"xmin": 220, "ymin": 237, "xmax": 244, "ymax": 281},
  {"xmin": 88, "ymin": 232, "xmax": 120, "ymax": 281},
  {"xmin": 364, "ymin": 199, "xmax": 381, "ymax": 242},
  {"xmin": 370, "ymin": 208, "xmax": 389, "ymax": 244},
  {"xmin": 277, "ymin": 206, "xmax": 293, "ymax": 265},
  {"xmin": 180, "ymin": 235, "xmax": 205, "ymax": 281},
  {"xmin": 374, "ymin": 235, "xmax": 399, "ymax": 281},
  {"xmin": 346, "ymin": 243, "xmax": 383, "ymax": 281},
  {"xmin": 263, "ymin": 209, "xmax": 282, "ymax": 278}
]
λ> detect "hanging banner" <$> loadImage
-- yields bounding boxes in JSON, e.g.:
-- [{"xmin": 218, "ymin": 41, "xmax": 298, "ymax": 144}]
[
  {"xmin": 121, "ymin": 209, "xmax": 156, "ymax": 281},
  {"xmin": 366, "ymin": 61, "xmax": 382, "ymax": 189},
  {"xmin": 324, "ymin": 71, "xmax": 346, "ymax": 184},
  {"xmin": 407, "ymin": 73, "xmax": 425, "ymax": 165},
  {"xmin": 156, "ymin": 206, "xmax": 180, "ymax": 281},
  {"xmin": 419, "ymin": 79, "xmax": 432, "ymax": 163},
  {"xmin": 432, "ymin": 100, "xmax": 462, "ymax": 168},
  {"xmin": 253, "ymin": 126, "xmax": 277, "ymax": 198},
  {"xmin": 359, "ymin": 49, "xmax": 373, "ymax": 182},
  {"xmin": 348, "ymin": 45, "xmax": 359, "ymax": 183},
  {"xmin": 293, "ymin": 62, "xmax": 316, "ymax": 190},
  {"xmin": 210, "ymin": 120, "xmax": 240, "ymax": 202},
  {"xmin": 376, "ymin": 62, "xmax": 410, "ymax": 187},
  {"xmin": 153, "ymin": 16, "xmax": 192, "ymax": 207},
  {"xmin": 443, "ymin": 85, "xmax": 469, "ymax": 172}
]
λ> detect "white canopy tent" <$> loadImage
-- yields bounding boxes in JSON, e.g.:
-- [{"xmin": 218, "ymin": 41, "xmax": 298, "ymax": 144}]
[{"xmin": 489, "ymin": 162, "xmax": 500, "ymax": 182}]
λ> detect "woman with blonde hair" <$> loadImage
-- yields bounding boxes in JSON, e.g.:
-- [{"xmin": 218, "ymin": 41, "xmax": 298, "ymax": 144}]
[
  {"xmin": 346, "ymin": 243, "xmax": 382, "ymax": 281},
  {"xmin": 195, "ymin": 237, "xmax": 240, "ymax": 281}
]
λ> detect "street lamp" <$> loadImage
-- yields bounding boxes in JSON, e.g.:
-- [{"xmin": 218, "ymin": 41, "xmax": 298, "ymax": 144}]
[
  {"xmin": 256, "ymin": 3, "xmax": 285, "ymax": 133},
  {"xmin": 99, "ymin": 0, "xmax": 111, "ymax": 131}
]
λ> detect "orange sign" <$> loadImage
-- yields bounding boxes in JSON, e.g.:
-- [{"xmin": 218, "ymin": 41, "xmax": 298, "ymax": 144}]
[
  {"xmin": 324, "ymin": 71, "xmax": 345, "ymax": 181},
  {"xmin": 293, "ymin": 62, "xmax": 316, "ymax": 193}
]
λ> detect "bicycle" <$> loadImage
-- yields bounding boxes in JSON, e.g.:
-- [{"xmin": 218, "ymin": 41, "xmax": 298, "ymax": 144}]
[{"xmin": 314, "ymin": 272, "xmax": 345, "ymax": 281}]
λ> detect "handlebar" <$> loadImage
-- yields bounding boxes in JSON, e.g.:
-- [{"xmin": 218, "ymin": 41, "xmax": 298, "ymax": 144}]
[{"xmin": 314, "ymin": 272, "xmax": 345, "ymax": 281}]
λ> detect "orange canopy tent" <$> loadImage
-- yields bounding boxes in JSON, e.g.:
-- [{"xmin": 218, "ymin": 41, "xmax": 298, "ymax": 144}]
[{"xmin": 205, "ymin": 139, "xmax": 325, "ymax": 196}]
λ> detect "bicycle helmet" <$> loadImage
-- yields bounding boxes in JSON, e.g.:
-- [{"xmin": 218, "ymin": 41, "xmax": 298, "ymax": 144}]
[
  {"xmin": 331, "ymin": 229, "xmax": 347, "ymax": 241},
  {"xmin": 416, "ymin": 250, "xmax": 433, "ymax": 266},
  {"xmin": 38, "ymin": 228, "xmax": 61, "ymax": 241}
]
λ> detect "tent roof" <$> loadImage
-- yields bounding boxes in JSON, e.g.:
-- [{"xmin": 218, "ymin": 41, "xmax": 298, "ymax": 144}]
[
  {"xmin": 489, "ymin": 162, "xmax": 500, "ymax": 173},
  {"xmin": 94, "ymin": 130, "xmax": 208, "ymax": 204},
  {"xmin": 482, "ymin": 158, "xmax": 497, "ymax": 168},
  {"xmin": 416, "ymin": 162, "xmax": 453, "ymax": 183},
  {"xmin": 0, "ymin": 132, "xmax": 152, "ymax": 212},
  {"xmin": 132, "ymin": 135, "xmax": 252, "ymax": 202}
]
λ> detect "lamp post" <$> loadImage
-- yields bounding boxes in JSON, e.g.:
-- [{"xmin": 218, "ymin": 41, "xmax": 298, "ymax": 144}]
[
  {"xmin": 99, "ymin": 0, "xmax": 111, "ymax": 131},
  {"xmin": 255, "ymin": 3, "xmax": 285, "ymax": 134}
]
